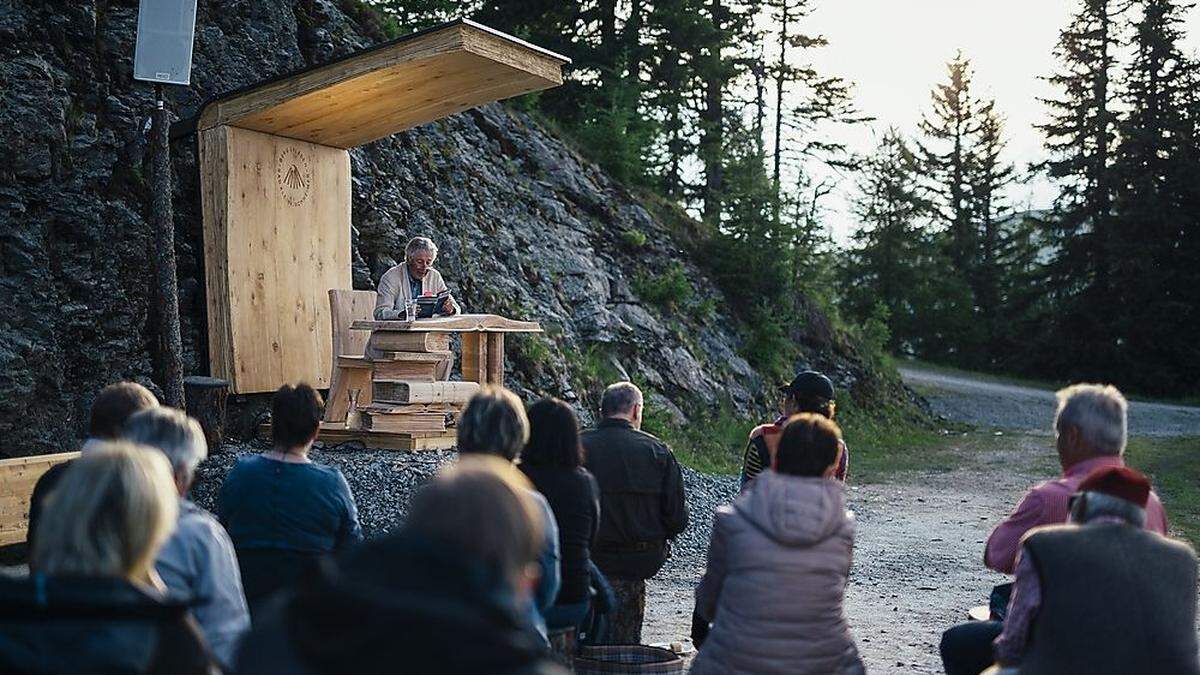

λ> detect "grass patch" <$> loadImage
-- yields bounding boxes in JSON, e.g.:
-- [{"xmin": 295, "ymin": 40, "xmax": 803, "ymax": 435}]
[
  {"xmin": 1125, "ymin": 436, "xmax": 1200, "ymax": 545},
  {"xmin": 644, "ymin": 396, "xmax": 960, "ymax": 481},
  {"xmin": 835, "ymin": 398, "xmax": 957, "ymax": 483},
  {"xmin": 642, "ymin": 405, "xmax": 751, "ymax": 475}
]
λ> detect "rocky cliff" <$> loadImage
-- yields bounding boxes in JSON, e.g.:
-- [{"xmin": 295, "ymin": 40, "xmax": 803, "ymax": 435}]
[{"xmin": 0, "ymin": 0, "xmax": 899, "ymax": 457}]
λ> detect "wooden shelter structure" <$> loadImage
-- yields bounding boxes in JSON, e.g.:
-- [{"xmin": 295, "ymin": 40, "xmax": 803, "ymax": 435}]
[{"xmin": 191, "ymin": 19, "xmax": 569, "ymax": 394}]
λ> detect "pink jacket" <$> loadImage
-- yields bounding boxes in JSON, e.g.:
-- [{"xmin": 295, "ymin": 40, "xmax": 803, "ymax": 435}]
[
  {"xmin": 692, "ymin": 471, "xmax": 864, "ymax": 674},
  {"xmin": 984, "ymin": 455, "xmax": 1169, "ymax": 574}
]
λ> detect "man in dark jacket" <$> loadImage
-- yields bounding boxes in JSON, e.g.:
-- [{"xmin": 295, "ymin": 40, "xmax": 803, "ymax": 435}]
[{"xmin": 581, "ymin": 382, "xmax": 688, "ymax": 644}]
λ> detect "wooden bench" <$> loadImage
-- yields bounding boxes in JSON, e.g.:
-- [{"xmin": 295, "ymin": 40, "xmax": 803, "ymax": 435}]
[{"xmin": 0, "ymin": 452, "xmax": 79, "ymax": 546}]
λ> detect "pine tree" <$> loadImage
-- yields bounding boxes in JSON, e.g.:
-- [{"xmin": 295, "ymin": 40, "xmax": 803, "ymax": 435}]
[
  {"xmin": 918, "ymin": 53, "xmax": 984, "ymax": 277},
  {"xmin": 1038, "ymin": 0, "xmax": 1125, "ymax": 378},
  {"xmin": 1110, "ymin": 0, "xmax": 1200, "ymax": 392}
]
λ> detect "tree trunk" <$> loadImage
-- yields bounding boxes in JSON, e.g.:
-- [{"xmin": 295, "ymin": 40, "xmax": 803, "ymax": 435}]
[
  {"xmin": 701, "ymin": 0, "xmax": 724, "ymax": 224},
  {"xmin": 773, "ymin": 0, "xmax": 790, "ymax": 225},
  {"xmin": 184, "ymin": 375, "xmax": 230, "ymax": 451},
  {"xmin": 150, "ymin": 85, "xmax": 185, "ymax": 409}
]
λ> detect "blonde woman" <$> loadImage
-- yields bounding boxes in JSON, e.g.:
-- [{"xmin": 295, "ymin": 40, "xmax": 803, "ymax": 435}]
[{"xmin": 0, "ymin": 443, "xmax": 217, "ymax": 674}]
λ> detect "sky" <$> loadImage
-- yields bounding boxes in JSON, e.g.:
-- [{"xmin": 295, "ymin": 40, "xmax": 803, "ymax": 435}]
[{"xmin": 790, "ymin": 0, "xmax": 1200, "ymax": 244}]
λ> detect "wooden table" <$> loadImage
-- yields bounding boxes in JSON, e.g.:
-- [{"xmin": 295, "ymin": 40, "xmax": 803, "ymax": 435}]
[{"xmin": 350, "ymin": 314, "xmax": 543, "ymax": 386}]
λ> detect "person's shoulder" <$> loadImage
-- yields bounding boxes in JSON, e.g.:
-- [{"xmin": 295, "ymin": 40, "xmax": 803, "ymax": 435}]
[
  {"xmin": 748, "ymin": 422, "xmax": 779, "ymax": 440},
  {"xmin": 307, "ymin": 461, "xmax": 350, "ymax": 486}
]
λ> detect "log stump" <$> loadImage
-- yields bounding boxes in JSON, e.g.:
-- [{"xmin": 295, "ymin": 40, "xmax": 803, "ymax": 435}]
[{"xmin": 184, "ymin": 376, "xmax": 230, "ymax": 452}]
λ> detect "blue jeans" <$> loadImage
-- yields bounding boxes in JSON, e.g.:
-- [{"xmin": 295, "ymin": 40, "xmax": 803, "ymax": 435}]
[{"xmin": 546, "ymin": 600, "xmax": 590, "ymax": 630}]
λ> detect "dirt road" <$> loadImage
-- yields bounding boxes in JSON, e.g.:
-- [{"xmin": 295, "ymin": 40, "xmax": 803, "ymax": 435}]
[
  {"xmin": 900, "ymin": 366, "xmax": 1200, "ymax": 437},
  {"xmin": 644, "ymin": 365, "xmax": 1198, "ymax": 672}
]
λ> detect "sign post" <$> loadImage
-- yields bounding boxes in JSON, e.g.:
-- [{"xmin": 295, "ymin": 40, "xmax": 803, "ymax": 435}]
[{"xmin": 134, "ymin": 0, "xmax": 197, "ymax": 408}]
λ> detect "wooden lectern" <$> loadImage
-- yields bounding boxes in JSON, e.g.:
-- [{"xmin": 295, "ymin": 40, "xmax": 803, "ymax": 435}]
[{"xmin": 319, "ymin": 313, "xmax": 542, "ymax": 450}]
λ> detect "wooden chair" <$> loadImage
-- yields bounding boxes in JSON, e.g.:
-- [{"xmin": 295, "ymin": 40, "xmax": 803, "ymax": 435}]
[{"xmin": 324, "ymin": 289, "xmax": 378, "ymax": 423}]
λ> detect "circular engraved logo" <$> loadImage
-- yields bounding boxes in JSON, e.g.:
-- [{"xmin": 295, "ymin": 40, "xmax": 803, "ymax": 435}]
[{"xmin": 276, "ymin": 147, "xmax": 312, "ymax": 206}]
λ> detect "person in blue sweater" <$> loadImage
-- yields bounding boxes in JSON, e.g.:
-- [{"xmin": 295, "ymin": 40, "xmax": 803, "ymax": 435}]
[{"xmin": 218, "ymin": 383, "xmax": 363, "ymax": 616}]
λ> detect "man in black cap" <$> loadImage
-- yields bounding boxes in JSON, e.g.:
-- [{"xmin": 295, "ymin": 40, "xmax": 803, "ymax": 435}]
[{"xmin": 739, "ymin": 370, "xmax": 849, "ymax": 489}]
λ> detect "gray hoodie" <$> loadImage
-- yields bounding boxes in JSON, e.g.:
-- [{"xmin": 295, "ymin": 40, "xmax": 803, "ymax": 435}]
[{"xmin": 691, "ymin": 471, "xmax": 864, "ymax": 675}]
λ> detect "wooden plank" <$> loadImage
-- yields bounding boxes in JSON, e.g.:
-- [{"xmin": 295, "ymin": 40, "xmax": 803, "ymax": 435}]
[
  {"xmin": 324, "ymin": 364, "xmax": 373, "ymax": 423},
  {"xmin": 0, "ymin": 451, "xmax": 79, "ymax": 546},
  {"xmin": 351, "ymin": 314, "xmax": 543, "ymax": 333},
  {"xmin": 200, "ymin": 126, "xmax": 235, "ymax": 383},
  {"xmin": 372, "ymin": 380, "xmax": 480, "ymax": 404},
  {"xmin": 195, "ymin": 21, "xmax": 569, "ymax": 149},
  {"xmin": 461, "ymin": 333, "xmax": 486, "ymax": 384},
  {"xmin": 486, "ymin": 332, "xmax": 505, "ymax": 385},
  {"xmin": 375, "ymin": 350, "xmax": 451, "ymax": 363},
  {"xmin": 368, "ymin": 331, "xmax": 450, "ymax": 353},
  {"xmin": 314, "ymin": 424, "xmax": 457, "ymax": 451},
  {"xmin": 210, "ymin": 126, "xmax": 352, "ymax": 393}
]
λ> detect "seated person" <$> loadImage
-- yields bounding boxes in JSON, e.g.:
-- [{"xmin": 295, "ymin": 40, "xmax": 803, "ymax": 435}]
[
  {"xmin": 457, "ymin": 387, "xmax": 561, "ymax": 644},
  {"xmin": 986, "ymin": 466, "xmax": 1198, "ymax": 674},
  {"xmin": 27, "ymin": 381, "xmax": 159, "ymax": 552},
  {"xmin": 371, "ymin": 236, "xmax": 460, "ymax": 380},
  {"xmin": 0, "ymin": 443, "xmax": 216, "ymax": 674},
  {"xmin": 941, "ymin": 384, "xmax": 1170, "ymax": 675},
  {"xmin": 740, "ymin": 370, "xmax": 849, "ymax": 489},
  {"xmin": 233, "ymin": 456, "xmax": 567, "ymax": 675},
  {"xmin": 125, "ymin": 407, "xmax": 250, "ymax": 669},
  {"xmin": 519, "ymin": 398, "xmax": 602, "ymax": 634},
  {"xmin": 217, "ymin": 384, "xmax": 363, "ymax": 617},
  {"xmin": 692, "ymin": 413, "xmax": 864, "ymax": 674},
  {"xmin": 373, "ymin": 236, "xmax": 461, "ymax": 320}
]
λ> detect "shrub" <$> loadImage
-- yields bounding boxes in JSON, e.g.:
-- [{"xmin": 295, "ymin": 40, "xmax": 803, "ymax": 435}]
[
  {"xmin": 621, "ymin": 229, "xmax": 648, "ymax": 249},
  {"xmin": 633, "ymin": 262, "xmax": 693, "ymax": 310}
]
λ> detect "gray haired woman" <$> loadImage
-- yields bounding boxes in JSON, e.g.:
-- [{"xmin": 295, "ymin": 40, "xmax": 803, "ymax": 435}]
[{"xmin": 373, "ymin": 236, "xmax": 462, "ymax": 320}]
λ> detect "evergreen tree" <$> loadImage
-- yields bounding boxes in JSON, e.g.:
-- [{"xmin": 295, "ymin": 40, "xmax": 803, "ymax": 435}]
[
  {"xmin": 1110, "ymin": 0, "xmax": 1200, "ymax": 392},
  {"xmin": 918, "ymin": 52, "xmax": 984, "ymax": 276},
  {"xmin": 1038, "ymin": 0, "xmax": 1125, "ymax": 378}
]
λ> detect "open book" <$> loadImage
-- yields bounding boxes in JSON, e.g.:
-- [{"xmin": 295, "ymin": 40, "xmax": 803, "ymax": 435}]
[{"xmin": 415, "ymin": 290, "xmax": 453, "ymax": 318}]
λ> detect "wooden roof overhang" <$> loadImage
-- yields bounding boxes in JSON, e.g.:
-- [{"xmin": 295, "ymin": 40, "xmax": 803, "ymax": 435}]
[{"xmin": 191, "ymin": 19, "xmax": 570, "ymax": 148}]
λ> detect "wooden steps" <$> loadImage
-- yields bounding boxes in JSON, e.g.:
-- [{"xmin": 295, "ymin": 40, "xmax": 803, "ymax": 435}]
[{"xmin": 315, "ymin": 422, "xmax": 456, "ymax": 451}]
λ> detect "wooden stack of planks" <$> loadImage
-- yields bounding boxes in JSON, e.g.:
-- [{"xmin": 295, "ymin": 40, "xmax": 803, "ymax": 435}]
[{"xmin": 319, "ymin": 333, "xmax": 480, "ymax": 450}]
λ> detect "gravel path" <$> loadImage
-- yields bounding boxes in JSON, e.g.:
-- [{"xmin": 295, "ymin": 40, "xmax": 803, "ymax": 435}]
[{"xmin": 900, "ymin": 366, "xmax": 1200, "ymax": 436}]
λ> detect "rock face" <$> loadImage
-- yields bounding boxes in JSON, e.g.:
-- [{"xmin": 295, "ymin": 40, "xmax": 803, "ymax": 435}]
[{"xmin": 0, "ymin": 0, "xmax": 884, "ymax": 456}]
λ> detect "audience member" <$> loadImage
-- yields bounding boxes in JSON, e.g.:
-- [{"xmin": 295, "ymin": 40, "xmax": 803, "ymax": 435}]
[
  {"xmin": 985, "ymin": 466, "xmax": 1198, "ymax": 674},
  {"xmin": 740, "ymin": 370, "xmax": 849, "ymax": 488},
  {"xmin": 0, "ymin": 443, "xmax": 217, "ymax": 674},
  {"xmin": 691, "ymin": 414, "xmax": 864, "ymax": 674},
  {"xmin": 235, "ymin": 456, "xmax": 568, "ymax": 675},
  {"xmin": 457, "ymin": 386, "xmax": 562, "ymax": 643},
  {"xmin": 217, "ymin": 384, "xmax": 363, "ymax": 615},
  {"xmin": 126, "ymin": 407, "xmax": 251, "ymax": 668},
  {"xmin": 519, "ymin": 397, "xmax": 603, "ymax": 632},
  {"xmin": 27, "ymin": 381, "xmax": 159, "ymax": 551},
  {"xmin": 941, "ymin": 384, "xmax": 1171, "ymax": 675},
  {"xmin": 582, "ymin": 382, "xmax": 688, "ymax": 644}
]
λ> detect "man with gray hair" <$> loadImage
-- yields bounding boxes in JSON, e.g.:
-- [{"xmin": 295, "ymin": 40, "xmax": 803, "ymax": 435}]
[
  {"xmin": 374, "ymin": 236, "xmax": 462, "ymax": 321},
  {"xmin": 124, "ymin": 407, "xmax": 250, "ymax": 668},
  {"xmin": 940, "ymin": 384, "xmax": 1170, "ymax": 675},
  {"xmin": 984, "ymin": 383, "xmax": 1168, "ymax": 574},
  {"xmin": 372, "ymin": 236, "xmax": 461, "ymax": 379},
  {"xmin": 582, "ymin": 382, "xmax": 688, "ymax": 643}
]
